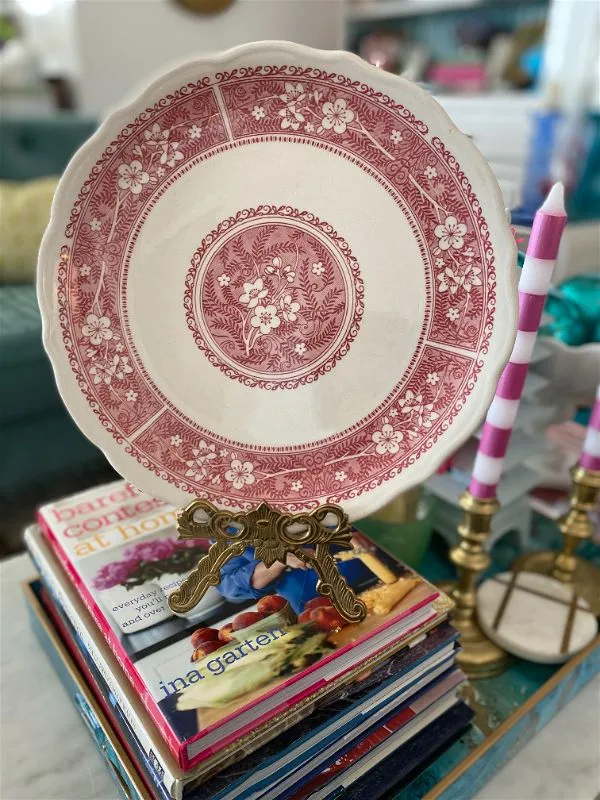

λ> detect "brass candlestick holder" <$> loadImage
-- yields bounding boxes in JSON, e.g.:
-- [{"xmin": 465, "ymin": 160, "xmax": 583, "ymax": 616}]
[
  {"xmin": 168, "ymin": 499, "xmax": 368, "ymax": 623},
  {"xmin": 514, "ymin": 464, "xmax": 600, "ymax": 615},
  {"xmin": 439, "ymin": 491, "xmax": 510, "ymax": 679}
]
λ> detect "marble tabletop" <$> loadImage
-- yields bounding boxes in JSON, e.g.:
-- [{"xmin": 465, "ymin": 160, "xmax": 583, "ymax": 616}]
[{"xmin": 1, "ymin": 551, "xmax": 598, "ymax": 800}]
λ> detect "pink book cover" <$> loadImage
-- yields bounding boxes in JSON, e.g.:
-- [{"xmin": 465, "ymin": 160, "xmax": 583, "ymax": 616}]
[{"xmin": 37, "ymin": 480, "xmax": 440, "ymax": 770}]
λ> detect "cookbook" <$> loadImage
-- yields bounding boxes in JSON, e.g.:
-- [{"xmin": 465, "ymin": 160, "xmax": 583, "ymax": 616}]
[{"xmin": 37, "ymin": 481, "xmax": 444, "ymax": 770}]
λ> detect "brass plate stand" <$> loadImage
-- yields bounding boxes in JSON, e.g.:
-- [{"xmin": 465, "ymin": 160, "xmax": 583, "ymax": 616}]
[
  {"xmin": 167, "ymin": 499, "xmax": 368, "ymax": 623},
  {"xmin": 515, "ymin": 465, "xmax": 600, "ymax": 615},
  {"xmin": 439, "ymin": 491, "xmax": 510, "ymax": 679}
]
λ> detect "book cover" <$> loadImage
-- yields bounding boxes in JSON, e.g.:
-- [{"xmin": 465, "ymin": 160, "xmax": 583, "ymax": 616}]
[
  {"xmin": 37, "ymin": 480, "xmax": 442, "ymax": 769},
  {"xmin": 26, "ymin": 526, "xmax": 450, "ymax": 799},
  {"xmin": 37, "ymin": 583, "xmax": 173, "ymax": 800},
  {"xmin": 38, "ymin": 563, "xmax": 456, "ymax": 800},
  {"xmin": 289, "ymin": 671, "xmax": 465, "ymax": 800},
  {"xmin": 336, "ymin": 701, "xmax": 475, "ymax": 800},
  {"xmin": 23, "ymin": 579, "xmax": 152, "ymax": 800},
  {"xmin": 195, "ymin": 626, "xmax": 458, "ymax": 800}
]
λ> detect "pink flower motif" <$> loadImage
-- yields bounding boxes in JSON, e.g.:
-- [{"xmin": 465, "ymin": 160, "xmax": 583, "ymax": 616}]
[
  {"xmin": 294, "ymin": 342, "xmax": 307, "ymax": 355},
  {"xmin": 372, "ymin": 422, "xmax": 403, "ymax": 455},
  {"xmin": 280, "ymin": 293, "xmax": 300, "ymax": 322},
  {"xmin": 225, "ymin": 459, "xmax": 255, "ymax": 489},
  {"xmin": 92, "ymin": 560, "xmax": 136, "ymax": 590},
  {"xmin": 117, "ymin": 160, "xmax": 150, "ymax": 194},
  {"xmin": 461, "ymin": 263, "xmax": 482, "ymax": 293},
  {"xmin": 184, "ymin": 440, "xmax": 217, "ymax": 482},
  {"xmin": 434, "ymin": 216, "xmax": 467, "ymax": 250},
  {"xmin": 280, "ymin": 82, "xmax": 306, "ymax": 104},
  {"xmin": 291, "ymin": 480, "xmax": 303, "ymax": 492},
  {"xmin": 251, "ymin": 304, "xmax": 281, "ymax": 335},
  {"xmin": 437, "ymin": 268, "xmax": 462, "ymax": 294},
  {"xmin": 278, "ymin": 104, "xmax": 305, "ymax": 131},
  {"xmin": 239, "ymin": 278, "xmax": 268, "ymax": 308},
  {"xmin": 143, "ymin": 123, "xmax": 169, "ymax": 148},
  {"xmin": 114, "ymin": 355, "xmax": 133, "ymax": 380},
  {"xmin": 447, "ymin": 307, "xmax": 459, "ymax": 322},
  {"xmin": 123, "ymin": 539, "xmax": 177, "ymax": 563},
  {"xmin": 265, "ymin": 257, "xmax": 280, "ymax": 275},
  {"xmin": 418, "ymin": 404, "xmax": 440, "ymax": 429},
  {"xmin": 89, "ymin": 358, "xmax": 117, "ymax": 386},
  {"xmin": 160, "ymin": 141, "xmax": 183, "ymax": 168},
  {"xmin": 312, "ymin": 262, "xmax": 325, "ymax": 276},
  {"xmin": 82, "ymin": 313, "xmax": 113, "ymax": 345},
  {"xmin": 321, "ymin": 98, "xmax": 355, "ymax": 135},
  {"xmin": 398, "ymin": 390, "xmax": 423, "ymax": 415}
]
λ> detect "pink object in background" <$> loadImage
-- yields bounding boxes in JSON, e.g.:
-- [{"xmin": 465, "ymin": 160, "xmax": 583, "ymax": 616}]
[
  {"xmin": 427, "ymin": 63, "xmax": 487, "ymax": 93},
  {"xmin": 579, "ymin": 384, "xmax": 600, "ymax": 472},
  {"xmin": 469, "ymin": 183, "xmax": 568, "ymax": 500}
]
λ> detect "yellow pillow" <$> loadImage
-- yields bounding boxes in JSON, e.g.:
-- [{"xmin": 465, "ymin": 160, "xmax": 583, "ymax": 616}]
[{"xmin": 0, "ymin": 176, "xmax": 59, "ymax": 284}]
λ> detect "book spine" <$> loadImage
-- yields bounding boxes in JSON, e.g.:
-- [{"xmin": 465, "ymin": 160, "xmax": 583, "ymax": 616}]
[
  {"xmin": 36, "ymin": 515, "xmax": 187, "ymax": 768},
  {"xmin": 25, "ymin": 528, "xmax": 184, "ymax": 800}
]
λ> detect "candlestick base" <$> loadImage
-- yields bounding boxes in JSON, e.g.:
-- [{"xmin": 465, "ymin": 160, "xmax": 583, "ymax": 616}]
[
  {"xmin": 513, "ymin": 464, "xmax": 600, "ymax": 615},
  {"xmin": 512, "ymin": 552, "xmax": 600, "ymax": 616},
  {"xmin": 439, "ymin": 580, "xmax": 511, "ymax": 679}
]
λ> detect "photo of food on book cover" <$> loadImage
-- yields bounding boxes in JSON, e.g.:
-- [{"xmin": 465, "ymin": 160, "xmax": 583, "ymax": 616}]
[{"xmin": 37, "ymin": 480, "xmax": 439, "ymax": 755}]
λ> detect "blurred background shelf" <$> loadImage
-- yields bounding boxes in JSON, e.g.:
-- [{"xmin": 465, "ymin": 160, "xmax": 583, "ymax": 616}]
[{"xmin": 348, "ymin": 0, "xmax": 489, "ymax": 23}]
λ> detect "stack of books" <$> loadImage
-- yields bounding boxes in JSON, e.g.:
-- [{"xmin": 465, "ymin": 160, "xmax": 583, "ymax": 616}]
[{"xmin": 23, "ymin": 480, "xmax": 474, "ymax": 800}]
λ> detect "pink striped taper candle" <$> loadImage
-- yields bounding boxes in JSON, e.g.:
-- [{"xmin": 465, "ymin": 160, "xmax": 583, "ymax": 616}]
[
  {"xmin": 469, "ymin": 183, "xmax": 567, "ymax": 500},
  {"xmin": 579, "ymin": 384, "xmax": 600, "ymax": 472}
]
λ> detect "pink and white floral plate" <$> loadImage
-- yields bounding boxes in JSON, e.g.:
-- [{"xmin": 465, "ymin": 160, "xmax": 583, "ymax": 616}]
[{"xmin": 38, "ymin": 42, "xmax": 517, "ymax": 520}]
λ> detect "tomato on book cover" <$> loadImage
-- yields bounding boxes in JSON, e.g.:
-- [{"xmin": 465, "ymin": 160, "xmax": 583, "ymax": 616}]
[{"xmin": 37, "ymin": 480, "xmax": 440, "ymax": 768}]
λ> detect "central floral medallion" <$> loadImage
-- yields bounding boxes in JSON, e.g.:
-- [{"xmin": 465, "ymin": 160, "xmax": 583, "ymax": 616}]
[{"xmin": 184, "ymin": 205, "xmax": 364, "ymax": 389}]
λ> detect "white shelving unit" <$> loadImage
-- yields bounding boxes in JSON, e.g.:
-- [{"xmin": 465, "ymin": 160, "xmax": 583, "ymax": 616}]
[{"xmin": 347, "ymin": 0, "xmax": 486, "ymax": 22}]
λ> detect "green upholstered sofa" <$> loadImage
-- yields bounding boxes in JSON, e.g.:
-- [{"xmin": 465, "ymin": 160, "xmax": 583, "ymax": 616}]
[{"xmin": 0, "ymin": 116, "xmax": 111, "ymax": 504}]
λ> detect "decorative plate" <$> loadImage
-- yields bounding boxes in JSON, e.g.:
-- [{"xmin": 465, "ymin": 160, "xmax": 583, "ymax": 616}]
[{"xmin": 38, "ymin": 42, "xmax": 517, "ymax": 520}]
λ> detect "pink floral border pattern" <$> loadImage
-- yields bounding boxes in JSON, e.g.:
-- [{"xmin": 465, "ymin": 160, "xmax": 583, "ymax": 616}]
[
  {"xmin": 184, "ymin": 205, "xmax": 364, "ymax": 389},
  {"xmin": 56, "ymin": 65, "xmax": 496, "ymax": 509}
]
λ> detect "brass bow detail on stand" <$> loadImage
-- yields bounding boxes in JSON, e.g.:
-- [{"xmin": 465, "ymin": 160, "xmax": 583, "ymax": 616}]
[{"xmin": 168, "ymin": 499, "xmax": 368, "ymax": 623}]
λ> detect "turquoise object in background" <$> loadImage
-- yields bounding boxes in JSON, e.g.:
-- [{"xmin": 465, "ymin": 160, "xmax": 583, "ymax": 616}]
[
  {"xmin": 519, "ymin": 45, "xmax": 542, "ymax": 85},
  {"xmin": 542, "ymin": 275, "xmax": 600, "ymax": 346},
  {"xmin": 559, "ymin": 275, "xmax": 600, "ymax": 328}
]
